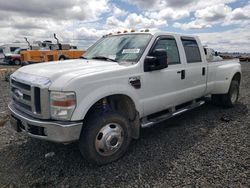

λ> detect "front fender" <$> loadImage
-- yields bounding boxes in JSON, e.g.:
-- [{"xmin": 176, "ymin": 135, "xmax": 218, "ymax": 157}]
[{"xmin": 71, "ymin": 84, "xmax": 142, "ymax": 121}]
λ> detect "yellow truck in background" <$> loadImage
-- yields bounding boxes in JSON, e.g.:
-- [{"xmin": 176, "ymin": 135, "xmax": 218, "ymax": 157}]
[{"xmin": 21, "ymin": 34, "xmax": 85, "ymax": 65}]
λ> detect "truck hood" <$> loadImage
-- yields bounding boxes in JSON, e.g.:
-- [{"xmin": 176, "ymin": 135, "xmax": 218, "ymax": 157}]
[
  {"xmin": 5, "ymin": 54, "xmax": 20, "ymax": 58},
  {"xmin": 14, "ymin": 59, "xmax": 130, "ymax": 86},
  {"xmin": 4, "ymin": 53, "xmax": 15, "ymax": 57}
]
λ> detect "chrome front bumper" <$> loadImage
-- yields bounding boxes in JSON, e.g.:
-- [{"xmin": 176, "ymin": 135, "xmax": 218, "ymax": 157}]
[{"xmin": 8, "ymin": 103, "xmax": 83, "ymax": 143}]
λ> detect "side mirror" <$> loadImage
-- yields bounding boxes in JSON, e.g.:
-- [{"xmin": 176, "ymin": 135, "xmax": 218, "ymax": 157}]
[{"xmin": 144, "ymin": 49, "xmax": 168, "ymax": 72}]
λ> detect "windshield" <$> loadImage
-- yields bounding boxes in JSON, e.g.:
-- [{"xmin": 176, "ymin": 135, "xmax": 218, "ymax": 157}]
[
  {"xmin": 83, "ymin": 34, "xmax": 152, "ymax": 63},
  {"xmin": 13, "ymin": 48, "xmax": 21, "ymax": 54}
]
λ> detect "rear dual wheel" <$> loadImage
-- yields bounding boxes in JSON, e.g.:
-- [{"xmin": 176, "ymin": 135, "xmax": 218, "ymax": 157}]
[{"xmin": 212, "ymin": 80, "xmax": 239, "ymax": 107}]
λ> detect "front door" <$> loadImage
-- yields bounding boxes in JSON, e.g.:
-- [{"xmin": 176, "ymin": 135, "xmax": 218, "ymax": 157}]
[{"xmin": 141, "ymin": 36, "xmax": 187, "ymax": 116}]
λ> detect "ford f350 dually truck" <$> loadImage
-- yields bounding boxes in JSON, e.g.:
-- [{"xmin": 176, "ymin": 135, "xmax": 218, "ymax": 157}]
[{"xmin": 9, "ymin": 31, "xmax": 241, "ymax": 165}]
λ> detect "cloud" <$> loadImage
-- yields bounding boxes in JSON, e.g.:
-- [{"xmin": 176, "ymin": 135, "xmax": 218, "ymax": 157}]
[
  {"xmin": 173, "ymin": 21, "xmax": 212, "ymax": 30},
  {"xmin": 125, "ymin": 13, "xmax": 166, "ymax": 28},
  {"xmin": 106, "ymin": 13, "xmax": 167, "ymax": 29},
  {"xmin": 111, "ymin": 5, "xmax": 128, "ymax": 17},
  {"xmin": 125, "ymin": 0, "xmax": 237, "ymax": 24},
  {"xmin": 165, "ymin": 0, "xmax": 198, "ymax": 8},
  {"xmin": 124, "ymin": 0, "xmax": 198, "ymax": 9},
  {"xmin": 174, "ymin": 2, "xmax": 250, "ymax": 30},
  {"xmin": 0, "ymin": 0, "xmax": 110, "ymax": 21},
  {"xmin": 145, "ymin": 8, "xmax": 190, "ymax": 20},
  {"xmin": 123, "ymin": 0, "xmax": 159, "ymax": 9},
  {"xmin": 195, "ymin": 4, "xmax": 232, "ymax": 22},
  {"xmin": 197, "ymin": 26, "xmax": 250, "ymax": 53},
  {"xmin": 230, "ymin": 2, "xmax": 250, "ymax": 21},
  {"xmin": 106, "ymin": 16, "xmax": 121, "ymax": 27}
]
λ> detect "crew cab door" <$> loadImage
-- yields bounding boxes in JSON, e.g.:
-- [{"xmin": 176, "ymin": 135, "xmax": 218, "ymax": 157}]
[
  {"xmin": 141, "ymin": 36, "xmax": 187, "ymax": 116},
  {"xmin": 180, "ymin": 37, "xmax": 207, "ymax": 99}
]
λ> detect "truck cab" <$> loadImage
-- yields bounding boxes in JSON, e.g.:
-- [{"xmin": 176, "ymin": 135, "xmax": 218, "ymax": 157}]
[
  {"xmin": 20, "ymin": 35, "xmax": 85, "ymax": 65},
  {"xmin": 9, "ymin": 31, "xmax": 241, "ymax": 165},
  {"xmin": 4, "ymin": 48, "xmax": 27, "ymax": 65}
]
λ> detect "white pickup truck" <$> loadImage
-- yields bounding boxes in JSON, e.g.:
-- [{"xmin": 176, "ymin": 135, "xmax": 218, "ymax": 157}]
[{"xmin": 9, "ymin": 31, "xmax": 241, "ymax": 165}]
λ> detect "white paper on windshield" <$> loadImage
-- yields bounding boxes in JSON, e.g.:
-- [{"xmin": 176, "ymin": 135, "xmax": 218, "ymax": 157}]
[{"xmin": 122, "ymin": 49, "xmax": 140, "ymax": 54}]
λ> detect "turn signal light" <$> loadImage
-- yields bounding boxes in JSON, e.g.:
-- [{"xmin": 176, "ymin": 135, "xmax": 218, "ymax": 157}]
[{"xmin": 52, "ymin": 100, "xmax": 76, "ymax": 107}]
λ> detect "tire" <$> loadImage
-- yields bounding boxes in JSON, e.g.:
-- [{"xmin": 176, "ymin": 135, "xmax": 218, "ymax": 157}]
[
  {"xmin": 221, "ymin": 81, "xmax": 239, "ymax": 107},
  {"xmin": 59, "ymin": 56, "xmax": 66, "ymax": 61},
  {"xmin": 79, "ymin": 112, "xmax": 132, "ymax": 165},
  {"xmin": 13, "ymin": 59, "xmax": 21, "ymax": 65}
]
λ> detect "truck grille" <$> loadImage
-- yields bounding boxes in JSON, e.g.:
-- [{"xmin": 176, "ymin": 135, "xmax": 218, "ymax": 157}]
[
  {"xmin": 5, "ymin": 56, "xmax": 11, "ymax": 60},
  {"xmin": 11, "ymin": 78, "xmax": 50, "ymax": 119}
]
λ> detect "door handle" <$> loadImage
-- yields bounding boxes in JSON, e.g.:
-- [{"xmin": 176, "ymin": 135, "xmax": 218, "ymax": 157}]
[
  {"xmin": 177, "ymin": 70, "xmax": 185, "ymax": 79},
  {"xmin": 202, "ymin": 67, "xmax": 206, "ymax": 76}
]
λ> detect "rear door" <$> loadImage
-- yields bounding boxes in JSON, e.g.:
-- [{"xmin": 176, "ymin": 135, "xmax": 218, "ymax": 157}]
[{"xmin": 180, "ymin": 37, "xmax": 207, "ymax": 99}]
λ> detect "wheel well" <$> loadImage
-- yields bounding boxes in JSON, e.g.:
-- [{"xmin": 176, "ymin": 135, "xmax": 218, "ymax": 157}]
[
  {"xmin": 86, "ymin": 95, "xmax": 137, "ymax": 121},
  {"xmin": 232, "ymin": 72, "xmax": 241, "ymax": 84},
  {"xmin": 59, "ymin": 55, "xmax": 67, "ymax": 60},
  {"xmin": 85, "ymin": 94, "xmax": 140, "ymax": 139}
]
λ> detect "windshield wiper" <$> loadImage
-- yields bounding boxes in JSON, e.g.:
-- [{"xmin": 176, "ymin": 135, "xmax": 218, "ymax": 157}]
[
  {"xmin": 91, "ymin": 56, "xmax": 118, "ymax": 62},
  {"xmin": 80, "ymin": 56, "xmax": 87, "ymax": 59}
]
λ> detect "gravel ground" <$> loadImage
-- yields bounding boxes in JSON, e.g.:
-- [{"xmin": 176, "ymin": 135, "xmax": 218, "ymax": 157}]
[{"xmin": 0, "ymin": 62, "xmax": 249, "ymax": 187}]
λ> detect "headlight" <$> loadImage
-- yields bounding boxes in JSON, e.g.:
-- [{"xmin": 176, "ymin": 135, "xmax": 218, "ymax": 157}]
[{"xmin": 50, "ymin": 91, "xmax": 76, "ymax": 120}]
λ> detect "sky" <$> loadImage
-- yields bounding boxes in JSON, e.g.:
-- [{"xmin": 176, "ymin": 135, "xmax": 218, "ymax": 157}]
[{"xmin": 0, "ymin": 0, "xmax": 249, "ymax": 53}]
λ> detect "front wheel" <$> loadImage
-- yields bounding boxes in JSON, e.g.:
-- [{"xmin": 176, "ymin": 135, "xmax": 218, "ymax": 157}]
[
  {"xmin": 79, "ymin": 112, "xmax": 132, "ymax": 165},
  {"xmin": 13, "ymin": 59, "xmax": 21, "ymax": 65}
]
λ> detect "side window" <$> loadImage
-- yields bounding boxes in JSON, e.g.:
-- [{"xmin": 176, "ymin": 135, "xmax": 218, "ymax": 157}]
[
  {"xmin": 152, "ymin": 38, "xmax": 180, "ymax": 65},
  {"xmin": 10, "ymin": 47, "xmax": 19, "ymax": 53},
  {"xmin": 181, "ymin": 38, "xmax": 202, "ymax": 63}
]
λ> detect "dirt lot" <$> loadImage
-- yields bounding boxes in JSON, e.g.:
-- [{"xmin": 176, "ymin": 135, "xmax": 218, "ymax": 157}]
[{"xmin": 0, "ymin": 62, "xmax": 249, "ymax": 187}]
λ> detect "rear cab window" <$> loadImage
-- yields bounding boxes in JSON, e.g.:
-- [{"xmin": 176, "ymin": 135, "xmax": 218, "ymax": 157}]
[{"xmin": 181, "ymin": 37, "xmax": 202, "ymax": 63}]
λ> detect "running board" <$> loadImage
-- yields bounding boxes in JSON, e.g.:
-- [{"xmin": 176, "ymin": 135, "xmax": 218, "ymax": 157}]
[{"xmin": 141, "ymin": 100, "xmax": 205, "ymax": 128}]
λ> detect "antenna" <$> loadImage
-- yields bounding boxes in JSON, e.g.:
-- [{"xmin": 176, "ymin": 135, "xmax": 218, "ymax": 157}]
[
  {"xmin": 54, "ymin": 33, "xmax": 59, "ymax": 44},
  {"xmin": 53, "ymin": 33, "xmax": 62, "ymax": 50},
  {"xmin": 24, "ymin": 37, "xmax": 31, "ymax": 49}
]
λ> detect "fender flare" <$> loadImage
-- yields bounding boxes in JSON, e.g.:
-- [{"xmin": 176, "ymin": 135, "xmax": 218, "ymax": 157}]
[
  {"xmin": 212, "ymin": 63, "xmax": 241, "ymax": 94},
  {"xmin": 71, "ymin": 85, "xmax": 142, "ymax": 121}
]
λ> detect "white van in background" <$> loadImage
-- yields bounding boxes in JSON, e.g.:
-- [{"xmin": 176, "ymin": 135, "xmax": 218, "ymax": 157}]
[
  {"xmin": 204, "ymin": 47, "xmax": 223, "ymax": 62},
  {"xmin": 0, "ymin": 48, "xmax": 4, "ymax": 59},
  {"xmin": 0, "ymin": 43, "xmax": 28, "ymax": 55}
]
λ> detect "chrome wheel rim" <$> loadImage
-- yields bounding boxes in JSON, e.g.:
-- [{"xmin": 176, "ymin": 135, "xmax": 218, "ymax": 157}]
[
  {"xmin": 95, "ymin": 123, "xmax": 124, "ymax": 156},
  {"xmin": 14, "ymin": 60, "xmax": 20, "ymax": 65},
  {"xmin": 231, "ymin": 87, "xmax": 238, "ymax": 104}
]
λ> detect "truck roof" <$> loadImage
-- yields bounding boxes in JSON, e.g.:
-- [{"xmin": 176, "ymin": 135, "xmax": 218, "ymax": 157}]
[{"xmin": 107, "ymin": 30, "xmax": 199, "ymax": 39}]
